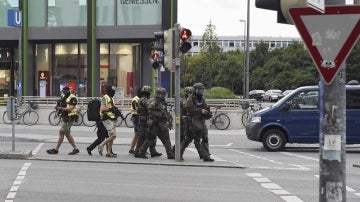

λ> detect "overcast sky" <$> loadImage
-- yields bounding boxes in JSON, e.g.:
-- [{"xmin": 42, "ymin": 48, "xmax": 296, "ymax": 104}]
[{"xmin": 177, "ymin": 0, "xmax": 354, "ymax": 38}]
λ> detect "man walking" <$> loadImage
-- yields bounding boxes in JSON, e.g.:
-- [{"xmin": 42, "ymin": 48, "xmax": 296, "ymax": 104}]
[
  {"xmin": 46, "ymin": 86, "xmax": 80, "ymax": 155},
  {"xmin": 137, "ymin": 87, "xmax": 174, "ymax": 159},
  {"xmin": 183, "ymin": 83, "xmax": 214, "ymax": 162},
  {"xmin": 98, "ymin": 85, "xmax": 120, "ymax": 158}
]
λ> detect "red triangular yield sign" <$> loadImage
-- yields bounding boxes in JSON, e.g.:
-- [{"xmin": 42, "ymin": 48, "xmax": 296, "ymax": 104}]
[{"xmin": 289, "ymin": 6, "xmax": 360, "ymax": 84}]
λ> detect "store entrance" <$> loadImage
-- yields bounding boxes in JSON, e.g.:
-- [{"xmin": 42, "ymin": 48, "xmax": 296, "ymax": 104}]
[{"xmin": 0, "ymin": 48, "xmax": 18, "ymax": 99}]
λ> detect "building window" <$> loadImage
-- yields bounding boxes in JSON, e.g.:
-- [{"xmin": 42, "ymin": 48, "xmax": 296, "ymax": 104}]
[
  {"xmin": 229, "ymin": 41, "xmax": 235, "ymax": 47},
  {"xmin": 117, "ymin": 0, "xmax": 161, "ymax": 25},
  {"xmin": 97, "ymin": 0, "xmax": 115, "ymax": 26},
  {"xmin": 48, "ymin": 0, "xmax": 87, "ymax": 27},
  {"xmin": 193, "ymin": 41, "xmax": 199, "ymax": 47},
  {"xmin": 29, "ymin": 0, "xmax": 46, "ymax": 27},
  {"xmin": 100, "ymin": 43, "xmax": 135, "ymax": 96},
  {"xmin": 0, "ymin": 0, "xmax": 18, "ymax": 27}
]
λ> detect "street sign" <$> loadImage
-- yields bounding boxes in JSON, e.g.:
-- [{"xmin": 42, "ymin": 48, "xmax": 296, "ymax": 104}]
[
  {"xmin": 289, "ymin": 6, "xmax": 360, "ymax": 84},
  {"xmin": 307, "ymin": 0, "xmax": 325, "ymax": 13},
  {"xmin": 7, "ymin": 9, "xmax": 22, "ymax": 27}
]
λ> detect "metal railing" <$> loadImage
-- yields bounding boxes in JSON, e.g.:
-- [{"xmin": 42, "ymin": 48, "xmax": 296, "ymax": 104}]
[{"xmin": 0, "ymin": 96, "xmax": 257, "ymax": 111}]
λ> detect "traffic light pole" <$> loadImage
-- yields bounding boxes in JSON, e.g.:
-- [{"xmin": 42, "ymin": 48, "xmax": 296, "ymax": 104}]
[
  {"xmin": 319, "ymin": 1, "xmax": 346, "ymax": 201},
  {"xmin": 174, "ymin": 23, "xmax": 181, "ymax": 161}
]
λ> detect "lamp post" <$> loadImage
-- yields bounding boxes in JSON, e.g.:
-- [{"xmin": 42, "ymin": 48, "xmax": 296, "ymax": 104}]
[
  {"xmin": 244, "ymin": 0, "xmax": 250, "ymax": 99},
  {"xmin": 239, "ymin": 19, "xmax": 246, "ymax": 98}
]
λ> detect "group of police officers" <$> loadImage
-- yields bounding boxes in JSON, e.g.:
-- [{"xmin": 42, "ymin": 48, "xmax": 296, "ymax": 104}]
[
  {"xmin": 132, "ymin": 83, "xmax": 214, "ymax": 162},
  {"xmin": 47, "ymin": 82, "xmax": 214, "ymax": 162}
]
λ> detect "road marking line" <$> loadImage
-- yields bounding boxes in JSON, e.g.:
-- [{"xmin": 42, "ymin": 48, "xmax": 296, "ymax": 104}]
[
  {"xmin": 231, "ymin": 149, "xmax": 283, "ymax": 164},
  {"xmin": 246, "ymin": 172, "xmax": 304, "ymax": 202},
  {"xmin": 280, "ymin": 152, "xmax": 319, "ymax": 161},
  {"xmin": 270, "ymin": 189, "xmax": 291, "ymax": 195},
  {"xmin": 261, "ymin": 182, "xmax": 282, "ymax": 189},
  {"xmin": 32, "ymin": 143, "xmax": 44, "ymax": 155},
  {"xmin": 211, "ymin": 143, "xmax": 233, "ymax": 147},
  {"xmin": 6, "ymin": 163, "xmax": 32, "ymax": 202},
  {"xmin": 280, "ymin": 195, "xmax": 304, "ymax": 202},
  {"xmin": 253, "ymin": 177, "xmax": 271, "ymax": 183}
]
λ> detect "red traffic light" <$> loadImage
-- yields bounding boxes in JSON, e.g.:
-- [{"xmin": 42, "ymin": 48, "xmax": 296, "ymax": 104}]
[
  {"xmin": 180, "ymin": 29, "xmax": 192, "ymax": 41},
  {"xmin": 152, "ymin": 53, "xmax": 160, "ymax": 60}
]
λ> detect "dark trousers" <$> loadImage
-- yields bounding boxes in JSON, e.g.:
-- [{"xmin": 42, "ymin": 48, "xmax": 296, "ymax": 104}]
[{"xmin": 87, "ymin": 121, "xmax": 109, "ymax": 151}]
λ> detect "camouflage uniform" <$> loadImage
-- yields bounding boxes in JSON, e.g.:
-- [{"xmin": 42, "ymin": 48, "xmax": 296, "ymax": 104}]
[
  {"xmin": 138, "ymin": 87, "xmax": 174, "ymax": 159},
  {"xmin": 134, "ymin": 86, "xmax": 162, "ymax": 158},
  {"xmin": 183, "ymin": 83, "xmax": 214, "ymax": 162}
]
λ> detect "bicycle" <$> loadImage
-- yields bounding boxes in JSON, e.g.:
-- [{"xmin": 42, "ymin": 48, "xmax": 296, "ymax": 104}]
[
  {"xmin": 48, "ymin": 108, "xmax": 83, "ymax": 126},
  {"xmin": 115, "ymin": 112, "xmax": 134, "ymax": 128},
  {"xmin": 3, "ymin": 100, "xmax": 39, "ymax": 126},
  {"xmin": 241, "ymin": 101, "xmax": 263, "ymax": 127},
  {"xmin": 209, "ymin": 106, "xmax": 231, "ymax": 130}
]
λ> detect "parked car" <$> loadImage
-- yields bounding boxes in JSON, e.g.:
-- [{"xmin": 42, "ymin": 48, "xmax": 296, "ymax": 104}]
[
  {"xmin": 282, "ymin": 89, "xmax": 294, "ymax": 96},
  {"xmin": 245, "ymin": 84, "xmax": 360, "ymax": 152},
  {"xmin": 249, "ymin": 90, "xmax": 265, "ymax": 101},
  {"xmin": 262, "ymin": 89, "xmax": 284, "ymax": 102}
]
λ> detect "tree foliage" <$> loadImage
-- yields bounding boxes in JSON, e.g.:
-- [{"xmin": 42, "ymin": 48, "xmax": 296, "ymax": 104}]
[{"xmin": 180, "ymin": 22, "xmax": 360, "ymax": 95}]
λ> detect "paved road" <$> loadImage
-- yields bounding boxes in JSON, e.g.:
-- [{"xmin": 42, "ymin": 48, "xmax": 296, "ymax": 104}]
[{"xmin": 2, "ymin": 124, "xmax": 360, "ymax": 202}]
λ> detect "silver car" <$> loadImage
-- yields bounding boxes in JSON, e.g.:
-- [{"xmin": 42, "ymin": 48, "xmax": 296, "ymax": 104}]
[{"xmin": 263, "ymin": 89, "xmax": 284, "ymax": 102}]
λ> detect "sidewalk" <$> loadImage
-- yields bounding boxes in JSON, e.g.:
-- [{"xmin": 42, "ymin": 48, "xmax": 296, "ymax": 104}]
[{"xmin": 0, "ymin": 124, "xmax": 245, "ymax": 168}]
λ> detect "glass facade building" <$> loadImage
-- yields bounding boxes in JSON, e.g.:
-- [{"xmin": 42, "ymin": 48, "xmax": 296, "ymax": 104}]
[{"xmin": 0, "ymin": 0, "xmax": 176, "ymax": 98}]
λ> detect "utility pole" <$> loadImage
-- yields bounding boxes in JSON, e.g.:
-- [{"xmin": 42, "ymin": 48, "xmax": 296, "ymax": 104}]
[
  {"xmin": 319, "ymin": 0, "xmax": 346, "ymax": 201},
  {"xmin": 244, "ymin": 0, "xmax": 250, "ymax": 99}
]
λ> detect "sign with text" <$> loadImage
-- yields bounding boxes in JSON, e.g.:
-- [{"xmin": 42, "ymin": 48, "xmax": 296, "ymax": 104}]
[{"xmin": 7, "ymin": 9, "xmax": 22, "ymax": 27}]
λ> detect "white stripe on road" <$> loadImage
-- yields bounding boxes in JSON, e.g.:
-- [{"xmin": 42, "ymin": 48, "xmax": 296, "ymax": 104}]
[
  {"xmin": 6, "ymin": 163, "xmax": 32, "ymax": 202},
  {"xmin": 32, "ymin": 143, "xmax": 44, "ymax": 155},
  {"xmin": 246, "ymin": 173, "xmax": 304, "ymax": 202},
  {"xmin": 280, "ymin": 152, "xmax": 319, "ymax": 161}
]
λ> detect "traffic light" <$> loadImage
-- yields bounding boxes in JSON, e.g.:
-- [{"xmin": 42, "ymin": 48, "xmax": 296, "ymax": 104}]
[
  {"xmin": 255, "ymin": 0, "xmax": 306, "ymax": 24},
  {"xmin": 163, "ymin": 29, "xmax": 174, "ymax": 68},
  {"xmin": 179, "ymin": 28, "xmax": 192, "ymax": 54},
  {"xmin": 151, "ymin": 52, "xmax": 162, "ymax": 69}
]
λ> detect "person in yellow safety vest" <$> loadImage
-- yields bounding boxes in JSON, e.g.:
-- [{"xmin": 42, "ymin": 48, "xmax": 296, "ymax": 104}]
[
  {"xmin": 98, "ymin": 85, "xmax": 120, "ymax": 157},
  {"xmin": 128, "ymin": 88, "xmax": 140, "ymax": 154},
  {"xmin": 47, "ymin": 86, "xmax": 80, "ymax": 155}
]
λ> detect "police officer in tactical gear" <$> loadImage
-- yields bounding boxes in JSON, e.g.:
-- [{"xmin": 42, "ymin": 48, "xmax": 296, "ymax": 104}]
[
  {"xmin": 183, "ymin": 83, "xmax": 214, "ymax": 162},
  {"xmin": 47, "ymin": 86, "xmax": 80, "ymax": 155},
  {"xmin": 134, "ymin": 85, "xmax": 162, "ymax": 158},
  {"xmin": 138, "ymin": 87, "xmax": 175, "ymax": 159},
  {"xmin": 172, "ymin": 86, "xmax": 193, "ymax": 154}
]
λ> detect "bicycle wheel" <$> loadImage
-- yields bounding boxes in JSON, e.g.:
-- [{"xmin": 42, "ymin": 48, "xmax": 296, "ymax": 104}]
[
  {"xmin": 241, "ymin": 111, "xmax": 250, "ymax": 127},
  {"xmin": 2, "ymin": 111, "xmax": 12, "ymax": 124},
  {"xmin": 124, "ymin": 112, "xmax": 134, "ymax": 128},
  {"xmin": 48, "ymin": 111, "xmax": 61, "ymax": 126},
  {"xmin": 214, "ymin": 113, "xmax": 230, "ymax": 130},
  {"xmin": 23, "ymin": 110, "xmax": 39, "ymax": 126},
  {"xmin": 115, "ymin": 116, "xmax": 123, "ymax": 127},
  {"xmin": 73, "ymin": 112, "xmax": 83, "ymax": 126},
  {"xmin": 82, "ymin": 111, "xmax": 96, "ymax": 127}
]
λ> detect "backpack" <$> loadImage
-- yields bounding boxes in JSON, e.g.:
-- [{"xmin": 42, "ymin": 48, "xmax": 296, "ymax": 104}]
[{"xmin": 87, "ymin": 99, "xmax": 101, "ymax": 121}]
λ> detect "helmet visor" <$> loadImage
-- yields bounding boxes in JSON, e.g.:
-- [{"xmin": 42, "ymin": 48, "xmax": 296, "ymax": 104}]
[{"xmin": 196, "ymin": 88, "xmax": 205, "ymax": 96}]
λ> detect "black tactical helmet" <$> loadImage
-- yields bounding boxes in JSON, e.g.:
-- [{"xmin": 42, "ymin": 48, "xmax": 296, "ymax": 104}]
[
  {"xmin": 61, "ymin": 86, "xmax": 71, "ymax": 97},
  {"xmin": 142, "ymin": 85, "xmax": 152, "ymax": 93},
  {"xmin": 193, "ymin": 83, "xmax": 205, "ymax": 96},
  {"xmin": 155, "ymin": 87, "xmax": 167, "ymax": 99},
  {"xmin": 184, "ymin": 86, "xmax": 193, "ymax": 97}
]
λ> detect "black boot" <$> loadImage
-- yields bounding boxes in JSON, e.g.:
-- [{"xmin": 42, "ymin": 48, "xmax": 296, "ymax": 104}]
[
  {"xmin": 149, "ymin": 139, "xmax": 162, "ymax": 157},
  {"xmin": 194, "ymin": 142, "xmax": 204, "ymax": 159},
  {"xmin": 203, "ymin": 156, "xmax": 214, "ymax": 162},
  {"xmin": 136, "ymin": 139, "xmax": 150, "ymax": 159},
  {"xmin": 163, "ymin": 139, "xmax": 175, "ymax": 159}
]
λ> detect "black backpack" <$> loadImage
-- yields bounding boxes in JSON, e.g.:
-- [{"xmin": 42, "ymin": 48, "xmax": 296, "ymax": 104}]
[{"xmin": 87, "ymin": 99, "xmax": 101, "ymax": 121}]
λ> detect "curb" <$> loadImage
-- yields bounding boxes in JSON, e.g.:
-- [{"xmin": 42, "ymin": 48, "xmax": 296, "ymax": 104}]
[{"xmin": 0, "ymin": 150, "xmax": 32, "ymax": 159}]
